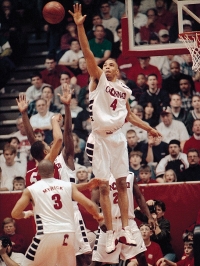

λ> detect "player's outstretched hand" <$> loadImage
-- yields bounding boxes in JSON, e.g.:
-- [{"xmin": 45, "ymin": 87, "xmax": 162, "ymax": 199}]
[
  {"xmin": 16, "ymin": 93, "xmax": 29, "ymax": 113},
  {"xmin": 57, "ymin": 83, "xmax": 73, "ymax": 105},
  {"xmin": 51, "ymin": 113, "xmax": 63, "ymax": 124},
  {"xmin": 68, "ymin": 3, "xmax": 86, "ymax": 26},
  {"xmin": 148, "ymin": 128, "xmax": 162, "ymax": 138}
]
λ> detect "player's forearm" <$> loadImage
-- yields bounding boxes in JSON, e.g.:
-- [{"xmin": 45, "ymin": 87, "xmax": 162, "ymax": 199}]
[
  {"xmin": 77, "ymin": 24, "xmax": 91, "ymax": 58},
  {"xmin": 126, "ymin": 112, "xmax": 152, "ymax": 132},
  {"xmin": 21, "ymin": 112, "xmax": 36, "ymax": 145},
  {"xmin": 0, "ymin": 253, "xmax": 19, "ymax": 266},
  {"xmin": 63, "ymin": 104, "xmax": 74, "ymax": 156},
  {"xmin": 136, "ymin": 195, "xmax": 152, "ymax": 220}
]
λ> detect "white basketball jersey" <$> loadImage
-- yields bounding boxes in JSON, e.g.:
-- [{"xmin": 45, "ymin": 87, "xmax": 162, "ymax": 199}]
[
  {"xmin": 109, "ymin": 172, "xmax": 135, "ymax": 219},
  {"xmin": 89, "ymin": 72, "xmax": 132, "ymax": 132},
  {"xmin": 28, "ymin": 178, "xmax": 75, "ymax": 234},
  {"xmin": 54, "ymin": 152, "xmax": 77, "ymax": 183}
]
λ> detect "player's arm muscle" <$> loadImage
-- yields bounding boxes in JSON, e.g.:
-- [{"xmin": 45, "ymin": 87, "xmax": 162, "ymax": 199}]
[{"xmin": 11, "ymin": 189, "xmax": 32, "ymax": 219}]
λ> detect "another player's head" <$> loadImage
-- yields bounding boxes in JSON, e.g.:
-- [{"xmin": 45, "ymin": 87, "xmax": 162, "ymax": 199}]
[
  {"xmin": 30, "ymin": 141, "xmax": 50, "ymax": 162},
  {"xmin": 38, "ymin": 159, "xmax": 54, "ymax": 178},
  {"xmin": 2, "ymin": 217, "xmax": 16, "ymax": 235},
  {"xmin": 13, "ymin": 176, "xmax": 25, "ymax": 191},
  {"xmin": 139, "ymin": 164, "xmax": 152, "ymax": 183},
  {"xmin": 103, "ymin": 58, "xmax": 119, "ymax": 81}
]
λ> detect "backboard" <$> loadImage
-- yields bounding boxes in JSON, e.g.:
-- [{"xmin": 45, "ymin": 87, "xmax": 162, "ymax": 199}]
[{"xmin": 121, "ymin": 0, "xmax": 200, "ymax": 57}]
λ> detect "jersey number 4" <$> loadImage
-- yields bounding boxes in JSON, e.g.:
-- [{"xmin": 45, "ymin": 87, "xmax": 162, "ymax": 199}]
[
  {"xmin": 110, "ymin": 99, "xmax": 117, "ymax": 111},
  {"xmin": 52, "ymin": 194, "xmax": 62, "ymax": 209}
]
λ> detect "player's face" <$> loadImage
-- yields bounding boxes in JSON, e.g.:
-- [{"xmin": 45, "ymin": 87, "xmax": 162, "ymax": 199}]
[
  {"xmin": 43, "ymin": 142, "xmax": 51, "ymax": 154},
  {"xmin": 31, "ymin": 76, "xmax": 43, "ymax": 89},
  {"xmin": 165, "ymin": 171, "xmax": 175, "ymax": 182},
  {"xmin": 14, "ymin": 182, "xmax": 25, "ymax": 191},
  {"xmin": 103, "ymin": 60, "xmax": 119, "ymax": 80},
  {"xmin": 4, "ymin": 150, "xmax": 15, "ymax": 165},
  {"xmin": 140, "ymin": 225, "xmax": 151, "ymax": 240},
  {"xmin": 4, "ymin": 223, "xmax": 15, "ymax": 235}
]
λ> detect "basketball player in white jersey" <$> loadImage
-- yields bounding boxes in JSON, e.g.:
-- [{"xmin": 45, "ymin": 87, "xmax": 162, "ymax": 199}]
[
  {"xmin": 69, "ymin": 4, "xmax": 162, "ymax": 254},
  {"xmin": 11, "ymin": 159, "xmax": 103, "ymax": 266},
  {"xmin": 91, "ymin": 172, "xmax": 154, "ymax": 266},
  {"xmin": 16, "ymin": 87, "xmax": 95, "ymax": 258}
]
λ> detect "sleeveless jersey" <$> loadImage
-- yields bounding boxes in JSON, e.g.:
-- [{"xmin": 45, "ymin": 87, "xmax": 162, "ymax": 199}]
[
  {"xmin": 25, "ymin": 164, "xmax": 60, "ymax": 187},
  {"xmin": 54, "ymin": 152, "xmax": 77, "ymax": 184},
  {"xmin": 27, "ymin": 178, "xmax": 75, "ymax": 234},
  {"xmin": 109, "ymin": 172, "xmax": 135, "ymax": 219},
  {"xmin": 89, "ymin": 72, "xmax": 132, "ymax": 132}
]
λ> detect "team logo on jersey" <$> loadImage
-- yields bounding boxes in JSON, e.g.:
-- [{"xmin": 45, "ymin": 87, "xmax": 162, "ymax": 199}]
[
  {"xmin": 110, "ymin": 181, "xmax": 130, "ymax": 191},
  {"xmin": 105, "ymin": 86, "xmax": 126, "ymax": 99}
]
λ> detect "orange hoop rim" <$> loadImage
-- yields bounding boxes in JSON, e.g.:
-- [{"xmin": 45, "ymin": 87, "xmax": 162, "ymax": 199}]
[{"xmin": 179, "ymin": 31, "xmax": 200, "ymax": 40}]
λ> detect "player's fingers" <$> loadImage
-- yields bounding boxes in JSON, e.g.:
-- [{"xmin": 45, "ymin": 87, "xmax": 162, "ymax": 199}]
[{"xmin": 68, "ymin": 10, "xmax": 74, "ymax": 16}]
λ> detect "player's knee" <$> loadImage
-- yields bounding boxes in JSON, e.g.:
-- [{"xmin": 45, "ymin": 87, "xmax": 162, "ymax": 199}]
[
  {"xmin": 116, "ymin": 177, "xmax": 127, "ymax": 191},
  {"xmin": 99, "ymin": 182, "xmax": 109, "ymax": 196}
]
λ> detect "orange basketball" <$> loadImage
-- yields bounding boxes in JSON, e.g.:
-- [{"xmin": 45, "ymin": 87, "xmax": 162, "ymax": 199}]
[{"xmin": 42, "ymin": 1, "xmax": 65, "ymax": 24}]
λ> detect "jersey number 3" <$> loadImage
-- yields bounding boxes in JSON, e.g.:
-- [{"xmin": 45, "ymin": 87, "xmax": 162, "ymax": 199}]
[
  {"xmin": 110, "ymin": 99, "xmax": 117, "ymax": 111},
  {"xmin": 52, "ymin": 194, "xmax": 62, "ymax": 209}
]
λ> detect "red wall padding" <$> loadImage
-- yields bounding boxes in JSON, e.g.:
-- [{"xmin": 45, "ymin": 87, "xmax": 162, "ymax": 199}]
[{"xmin": 1, "ymin": 182, "xmax": 200, "ymax": 259}]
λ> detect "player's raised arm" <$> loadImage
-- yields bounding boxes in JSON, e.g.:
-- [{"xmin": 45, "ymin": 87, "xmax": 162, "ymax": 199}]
[
  {"xmin": 16, "ymin": 93, "xmax": 36, "ymax": 145},
  {"xmin": 57, "ymin": 84, "xmax": 74, "ymax": 170},
  {"xmin": 69, "ymin": 4, "xmax": 102, "ymax": 80}
]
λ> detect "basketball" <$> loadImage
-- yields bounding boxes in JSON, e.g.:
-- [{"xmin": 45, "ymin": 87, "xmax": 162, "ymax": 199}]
[{"xmin": 42, "ymin": 1, "xmax": 65, "ymax": 24}]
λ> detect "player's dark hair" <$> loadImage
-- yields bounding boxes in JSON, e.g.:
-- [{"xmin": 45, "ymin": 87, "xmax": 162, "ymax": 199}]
[{"xmin": 30, "ymin": 141, "xmax": 46, "ymax": 162}]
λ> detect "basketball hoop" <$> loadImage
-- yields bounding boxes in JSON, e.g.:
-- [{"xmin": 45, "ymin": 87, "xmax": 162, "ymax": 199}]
[{"xmin": 179, "ymin": 31, "xmax": 200, "ymax": 72}]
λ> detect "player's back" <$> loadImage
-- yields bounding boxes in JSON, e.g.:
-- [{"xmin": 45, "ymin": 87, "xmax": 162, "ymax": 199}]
[{"xmin": 27, "ymin": 178, "xmax": 75, "ymax": 234}]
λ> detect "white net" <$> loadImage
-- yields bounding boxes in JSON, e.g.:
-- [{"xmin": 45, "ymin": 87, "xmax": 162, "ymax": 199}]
[{"xmin": 179, "ymin": 32, "xmax": 200, "ymax": 72}]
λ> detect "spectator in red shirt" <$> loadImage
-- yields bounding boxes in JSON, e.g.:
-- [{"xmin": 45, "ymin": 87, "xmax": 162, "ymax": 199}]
[
  {"xmin": 155, "ymin": 0, "xmax": 175, "ymax": 30},
  {"xmin": 137, "ymin": 164, "xmax": 158, "ymax": 184},
  {"xmin": 40, "ymin": 54, "xmax": 75, "ymax": 89},
  {"xmin": 127, "ymin": 56, "xmax": 162, "ymax": 88}
]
